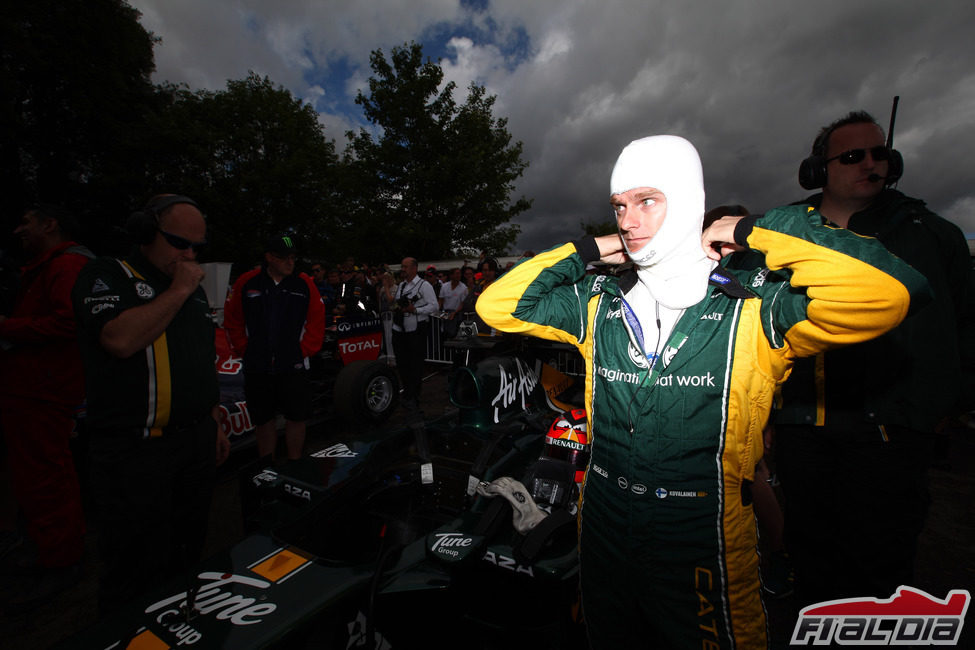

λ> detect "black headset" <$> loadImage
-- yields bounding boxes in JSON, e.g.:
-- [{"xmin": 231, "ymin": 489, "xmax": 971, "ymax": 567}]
[
  {"xmin": 126, "ymin": 195, "xmax": 200, "ymax": 245},
  {"xmin": 797, "ymin": 125, "xmax": 904, "ymax": 190}
]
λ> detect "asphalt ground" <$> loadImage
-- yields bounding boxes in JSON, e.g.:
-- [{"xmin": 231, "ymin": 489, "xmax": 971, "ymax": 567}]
[{"xmin": 2, "ymin": 363, "xmax": 973, "ymax": 649}]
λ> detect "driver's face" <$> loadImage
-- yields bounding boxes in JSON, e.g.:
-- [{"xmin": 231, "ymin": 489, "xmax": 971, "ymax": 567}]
[{"xmin": 610, "ymin": 186, "xmax": 667, "ymax": 254}]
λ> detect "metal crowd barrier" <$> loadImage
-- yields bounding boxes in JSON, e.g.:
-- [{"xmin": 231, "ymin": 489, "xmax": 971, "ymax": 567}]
[{"xmin": 389, "ymin": 316, "xmax": 585, "ymax": 376}]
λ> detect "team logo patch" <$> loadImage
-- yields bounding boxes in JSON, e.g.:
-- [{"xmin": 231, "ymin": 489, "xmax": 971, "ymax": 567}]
[
  {"xmin": 245, "ymin": 290, "xmax": 262, "ymax": 298},
  {"xmin": 791, "ymin": 586, "xmax": 970, "ymax": 646},
  {"xmin": 709, "ymin": 271, "xmax": 731, "ymax": 285},
  {"xmin": 655, "ymin": 487, "xmax": 707, "ymax": 499},
  {"xmin": 91, "ymin": 278, "xmax": 110, "ymax": 293},
  {"xmin": 627, "ymin": 341, "xmax": 650, "ymax": 369},
  {"xmin": 135, "ymin": 282, "xmax": 154, "ymax": 299},
  {"xmin": 662, "ymin": 345, "xmax": 679, "ymax": 367},
  {"xmin": 429, "ymin": 532, "xmax": 481, "ymax": 562}
]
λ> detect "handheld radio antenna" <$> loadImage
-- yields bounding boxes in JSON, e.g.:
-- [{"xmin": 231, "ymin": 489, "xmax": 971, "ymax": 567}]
[{"xmin": 887, "ymin": 95, "xmax": 900, "ymax": 148}]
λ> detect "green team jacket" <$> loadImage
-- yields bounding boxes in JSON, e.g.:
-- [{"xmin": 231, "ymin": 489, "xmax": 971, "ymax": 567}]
[{"xmin": 477, "ymin": 205, "xmax": 929, "ymax": 647}]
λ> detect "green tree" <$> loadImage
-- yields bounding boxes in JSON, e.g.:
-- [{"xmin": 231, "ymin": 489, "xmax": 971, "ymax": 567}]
[
  {"xmin": 1, "ymin": 0, "xmax": 342, "ymax": 265},
  {"xmin": 141, "ymin": 74, "xmax": 342, "ymax": 267},
  {"xmin": 581, "ymin": 219, "xmax": 618, "ymax": 237},
  {"xmin": 0, "ymin": 0, "xmax": 157, "ymax": 246},
  {"xmin": 346, "ymin": 42, "xmax": 530, "ymax": 261}
]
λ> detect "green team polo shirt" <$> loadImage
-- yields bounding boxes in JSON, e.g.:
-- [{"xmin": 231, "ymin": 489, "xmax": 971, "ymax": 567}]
[{"xmin": 72, "ymin": 250, "xmax": 218, "ymax": 436}]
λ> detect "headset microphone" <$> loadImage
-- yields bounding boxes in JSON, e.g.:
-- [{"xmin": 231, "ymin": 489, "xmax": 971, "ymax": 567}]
[
  {"xmin": 797, "ymin": 96, "xmax": 904, "ymax": 190},
  {"xmin": 867, "ymin": 173, "xmax": 885, "ymax": 183}
]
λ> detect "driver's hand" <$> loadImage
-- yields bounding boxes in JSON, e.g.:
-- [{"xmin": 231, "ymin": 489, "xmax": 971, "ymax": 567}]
[
  {"xmin": 594, "ymin": 234, "xmax": 628, "ymax": 265},
  {"xmin": 702, "ymin": 216, "xmax": 747, "ymax": 261}
]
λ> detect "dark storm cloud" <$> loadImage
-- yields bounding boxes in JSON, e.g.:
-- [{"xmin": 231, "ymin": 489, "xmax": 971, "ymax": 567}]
[
  {"xmin": 131, "ymin": 0, "xmax": 975, "ymax": 252},
  {"xmin": 500, "ymin": 1, "xmax": 975, "ymax": 249}
]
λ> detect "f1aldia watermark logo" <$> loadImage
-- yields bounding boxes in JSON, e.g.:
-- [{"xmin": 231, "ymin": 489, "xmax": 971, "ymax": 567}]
[{"xmin": 791, "ymin": 586, "xmax": 970, "ymax": 646}]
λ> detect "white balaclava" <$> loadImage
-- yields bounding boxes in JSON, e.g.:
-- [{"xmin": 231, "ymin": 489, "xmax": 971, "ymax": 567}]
[{"xmin": 610, "ymin": 135, "xmax": 713, "ymax": 309}]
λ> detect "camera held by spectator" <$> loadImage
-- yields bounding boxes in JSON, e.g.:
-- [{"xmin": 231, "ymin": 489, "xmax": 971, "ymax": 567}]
[{"xmin": 393, "ymin": 293, "xmax": 420, "ymax": 327}]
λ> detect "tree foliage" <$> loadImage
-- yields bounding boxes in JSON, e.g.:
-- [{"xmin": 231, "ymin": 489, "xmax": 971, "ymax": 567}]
[
  {"xmin": 139, "ymin": 74, "xmax": 342, "ymax": 266},
  {"xmin": 0, "ymin": 0, "xmax": 157, "ymax": 248},
  {"xmin": 2, "ymin": 10, "xmax": 531, "ymax": 267},
  {"xmin": 581, "ymin": 219, "xmax": 619, "ymax": 237},
  {"xmin": 346, "ymin": 42, "xmax": 530, "ymax": 260}
]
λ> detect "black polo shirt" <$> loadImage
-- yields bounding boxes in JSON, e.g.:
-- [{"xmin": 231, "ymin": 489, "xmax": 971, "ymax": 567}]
[{"xmin": 72, "ymin": 250, "xmax": 218, "ymax": 436}]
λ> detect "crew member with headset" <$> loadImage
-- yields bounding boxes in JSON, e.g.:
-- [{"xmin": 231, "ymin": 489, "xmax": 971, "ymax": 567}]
[
  {"xmin": 775, "ymin": 110, "xmax": 975, "ymax": 607},
  {"xmin": 391, "ymin": 256, "xmax": 438, "ymax": 410},
  {"xmin": 72, "ymin": 194, "xmax": 229, "ymax": 616}
]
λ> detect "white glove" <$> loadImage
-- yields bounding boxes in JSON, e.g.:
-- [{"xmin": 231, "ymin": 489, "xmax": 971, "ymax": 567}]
[{"xmin": 476, "ymin": 477, "xmax": 548, "ymax": 534}]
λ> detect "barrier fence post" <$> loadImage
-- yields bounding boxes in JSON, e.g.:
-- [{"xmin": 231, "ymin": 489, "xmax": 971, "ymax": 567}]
[{"xmin": 425, "ymin": 316, "xmax": 453, "ymax": 364}]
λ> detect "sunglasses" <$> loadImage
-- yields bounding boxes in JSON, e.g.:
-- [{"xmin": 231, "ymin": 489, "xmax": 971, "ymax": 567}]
[
  {"xmin": 159, "ymin": 229, "xmax": 207, "ymax": 252},
  {"xmin": 826, "ymin": 146, "xmax": 891, "ymax": 165}
]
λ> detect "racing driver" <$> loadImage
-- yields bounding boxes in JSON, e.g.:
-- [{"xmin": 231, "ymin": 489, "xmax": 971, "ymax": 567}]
[{"xmin": 475, "ymin": 135, "xmax": 929, "ymax": 649}]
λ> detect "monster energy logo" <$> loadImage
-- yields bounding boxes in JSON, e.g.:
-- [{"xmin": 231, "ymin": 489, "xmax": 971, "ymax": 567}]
[{"xmin": 281, "ymin": 236, "xmax": 294, "ymax": 248}]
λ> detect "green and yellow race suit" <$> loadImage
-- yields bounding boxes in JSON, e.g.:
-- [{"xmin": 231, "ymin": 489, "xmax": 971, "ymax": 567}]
[{"xmin": 476, "ymin": 205, "xmax": 929, "ymax": 649}]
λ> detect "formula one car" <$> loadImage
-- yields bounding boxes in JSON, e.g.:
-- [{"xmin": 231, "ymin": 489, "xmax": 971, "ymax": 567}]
[
  {"xmin": 60, "ymin": 334, "xmax": 590, "ymax": 650},
  {"xmin": 216, "ymin": 313, "xmax": 399, "ymax": 450}
]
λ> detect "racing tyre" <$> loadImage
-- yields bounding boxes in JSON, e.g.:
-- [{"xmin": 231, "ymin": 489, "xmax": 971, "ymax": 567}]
[{"xmin": 335, "ymin": 360, "xmax": 399, "ymax": 424}]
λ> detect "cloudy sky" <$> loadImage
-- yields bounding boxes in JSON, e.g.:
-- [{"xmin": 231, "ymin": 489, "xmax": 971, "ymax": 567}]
[{"xmin": 130, "ymin": 0, "xmax": 975, "ymax": 251}]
